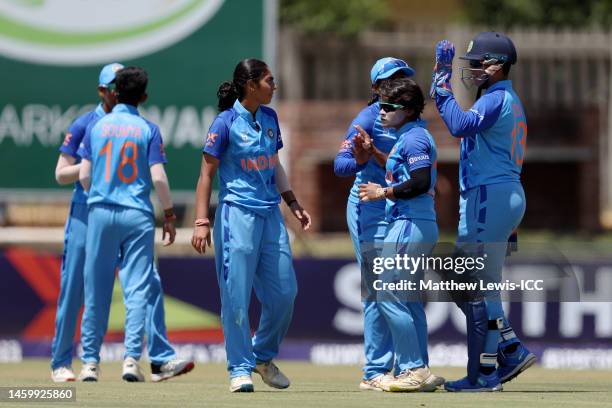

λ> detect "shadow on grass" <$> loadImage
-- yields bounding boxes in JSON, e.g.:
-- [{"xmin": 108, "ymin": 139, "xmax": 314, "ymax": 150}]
[{"xmin": 246, "ymin": 390, "xmax": 609, "ymax": 394}]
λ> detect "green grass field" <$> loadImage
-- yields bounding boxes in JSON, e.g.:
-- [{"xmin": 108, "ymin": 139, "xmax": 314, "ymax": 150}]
[{"xmin": 0, "ymin": 360, "xmax": 610, "ymax": 407}]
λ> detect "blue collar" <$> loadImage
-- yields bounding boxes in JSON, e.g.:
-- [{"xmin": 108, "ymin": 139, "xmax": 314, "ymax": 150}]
[
  {"xmin": 112, "ymin": 103, "xmax": 140, "ymax": 115},
  {"xmin": 95, "ymin": 103, "xmax": 107, "ymax": 118},
  {"xmin": 233, "ymin": 99, "xmax": 261, "ymax": 124},
  {"xmin": 486, "ymin": 80, "xmax": 512, "ymax": 94},
  {"xmin": 397, "ymin": 118, "xmax": 426, "ymax": 135}
]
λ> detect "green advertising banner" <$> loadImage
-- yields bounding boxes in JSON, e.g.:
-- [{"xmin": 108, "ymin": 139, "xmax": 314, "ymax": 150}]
[{"xmin": 0, "ymin": 0, "xmax": 276, "ymax": 193}]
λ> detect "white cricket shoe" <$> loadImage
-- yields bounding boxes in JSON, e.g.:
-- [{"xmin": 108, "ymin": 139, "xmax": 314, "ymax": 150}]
[
  {"xmin": 150, "ymin": 359, "xmax": 195, "ymax": 382},
  {"xmin": 78, "ymin": 362, "xmax": 99, "ymax": 382},
  {"xmin": 122, "ymin": 357, "xmax": 145, "ymax": 382},
  {"xmin": 420, "ymin": 370, "xmax": 445, "ymax": 392},
  {"xmin": 254, "ymin": 360, "xmax": 290, "ymax": 389},
  {"xmin": 229, "ymin": 375, "xmax": 254, "ymax": 392},
  {"xmin": 51, "ymin": 366, "xmax": 76, "ymax": 383},
  {"xmin": 387, "ymin": 366, "xmax": 432, "ymax": 392},
  {"xmin": 359, "ymin": 372, "xmax": 394, "ymax": 391}
]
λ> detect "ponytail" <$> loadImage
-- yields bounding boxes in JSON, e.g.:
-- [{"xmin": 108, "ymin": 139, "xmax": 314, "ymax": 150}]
[
  {"xmin": 216, "ymin": 58, "xmax": 269, "ymax": 112},
  {"xmin": 217, "ymin": 81, "xmax": 239, "ymax": 112}
]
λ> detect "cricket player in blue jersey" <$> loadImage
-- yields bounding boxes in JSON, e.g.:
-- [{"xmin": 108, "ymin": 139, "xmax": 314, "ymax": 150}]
[
  {"xmin": 358, "ymin": 77, "xmax": 443, "ymax": 392},
  {"xmin": 191, "ymin": 59, "xmax": 311, "ymax": 393},
  {"xmin": 52, "ymin": 64, "xmax": 192, "ymax": 383},
  {"xmin": 430, "ymin": 32, "xmax": 535, "ymax": 391},
  {"xmin": 334, "ymin": 57, "xmax": 416, "ymax": 391},
  {"xmin": 77, "ymin": 66, "xmax": 190, "ymax": 382}
]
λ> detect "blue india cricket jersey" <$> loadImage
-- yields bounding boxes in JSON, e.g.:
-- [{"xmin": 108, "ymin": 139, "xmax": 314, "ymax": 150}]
[
  {"xmin": 203, "ymin": 99, "xmax": 282, "ymax": 215},
  {"xmin": 334, "ymin": 102, "xmax": 398, "ymax": 203},
  {"xmin": 435, "ymin": 80, "xmax": 527, "ymax": 191},
  {"xmin": 78, "ymin": 104, "xmax": 167, "ymax": 215},
  {"xmin": 59, "ymin": 104, "xmax": 107, "ymax": 204},
  {"xmin": 384, "ymin": 119, "xmax": 437, "ymax": 222}
]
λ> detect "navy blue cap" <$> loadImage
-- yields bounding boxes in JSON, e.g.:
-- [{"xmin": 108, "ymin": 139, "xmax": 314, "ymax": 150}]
[{"xmin": 460, "ymin": 32, "xmax": 517, "ymax": 64}]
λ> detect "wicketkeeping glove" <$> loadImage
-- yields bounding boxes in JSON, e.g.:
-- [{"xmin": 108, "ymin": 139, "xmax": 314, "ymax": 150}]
[{"xmin": 430, "ymin": 40, "xmax": 455, "ymax": 98}]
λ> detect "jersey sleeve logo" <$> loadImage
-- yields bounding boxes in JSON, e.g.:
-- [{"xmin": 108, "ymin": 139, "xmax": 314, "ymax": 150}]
[
  {"xmin": 206, "ymin": 132, "xmax": 218, "ymax": 147},
  {"xmin": 339, "ymin": 139, "xmax": 352, "ymax": 152},
  {"xmin": 63, "ymin": 132, "xmax": 72, "ymax": 146},
  {"xmin": 267, "ymin": 128, "xmax": 275, "ymax": 139},
  {"xmin": 408, "ymin": 154, "xmax": 430, "ymax": 165}
]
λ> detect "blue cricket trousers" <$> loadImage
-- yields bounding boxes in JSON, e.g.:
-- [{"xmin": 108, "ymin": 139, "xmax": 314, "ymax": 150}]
[
  {"xmin": 377, "ymin": 218, "xmax": 438, "ymax": 373},
  {"xmin": 346, "ymin": 198, "xmax": 394, "ymax": 380},
  {"xmin": 80, "ymin": 204, "xmax": 154, "ymax": 364},
  {"xmin": 213, "ymin": 202, "xmax": 297, "ymax": 378}
]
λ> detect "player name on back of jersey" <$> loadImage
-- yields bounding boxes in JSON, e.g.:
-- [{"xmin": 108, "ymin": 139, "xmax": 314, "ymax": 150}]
[{"xmin": 101, "ymin": 124, "xmax": 143, "ymax": 139}]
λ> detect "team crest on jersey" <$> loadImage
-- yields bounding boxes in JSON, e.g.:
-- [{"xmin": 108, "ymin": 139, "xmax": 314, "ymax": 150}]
[
  {"xmin": 63, "ymin": 132, "xmax": 72, "ymax": 146},
  {"xmin": 206, "ymin": 132, "xmax": 218, "ymax": 147},
  {"xmin": 267, "ymin": 128, "xmax": 275, "ymax": 139}
]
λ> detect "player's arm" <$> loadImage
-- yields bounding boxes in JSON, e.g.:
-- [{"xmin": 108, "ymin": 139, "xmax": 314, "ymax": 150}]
[
  {"xmin": 55, "ymin": 153, "xmax": 81, "ymax": 185},
  {"xmin": 150, "ymin": 163, "xmax": 176, "ymax": 246},
  {"xmin": 353, "ymin": 124, "xmax": 387, "ymax": 167},
  {"xmin": 333, "ymin": 106, "xmax": 377, "ymax": 176},
  {"xmin": 57, "ymin": 118, "xmax": 87, "ymax": 185},
  {"xmin": 76, "ymin": 122, "xmax": 94, "ymax": 191},
  {"xmin": 388, "ymin": 167, "xmax": 431, "ymax": 199},
  {"xmin": 147, "ymin": 124, "xmax": 176, "ymax": 246},
  {"xmin": 435, "ymin": 91, "xmax": 504, "ymax": 138},
  {"xmin": 275, "ymin": 158, "xmax": 311, "ymax": 231},
  {"xmin": 192, "ymin": 116, "xmax": 229, "ymax": 254},
  {"xmin": 79, "ymin": 159, "xmax": 91, "ymax": 191},
  {"xmin": 430, "ymin": 39, "xmax": 504, "ymax": 138},
  {"xmin": 191, "ymin": 154, "xmax": 218, "ymax": 254},
  {"xmin": 360, "ymin": 130, "xmax": 433, "ymax": 201},
  {"xmin": 358, "ymin": 167, "xmax": 431, "ymax": 202}
]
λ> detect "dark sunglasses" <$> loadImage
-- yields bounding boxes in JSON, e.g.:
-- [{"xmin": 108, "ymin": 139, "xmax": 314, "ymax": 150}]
[{"xmin": 380, "ymin": 102, "xmax": 407, "ymax": 112}]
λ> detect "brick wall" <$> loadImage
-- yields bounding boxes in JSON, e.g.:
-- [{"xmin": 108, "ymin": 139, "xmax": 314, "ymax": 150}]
[{"xmin": 277, "ymin": 101, "xmax": 601, "ymax": 233}]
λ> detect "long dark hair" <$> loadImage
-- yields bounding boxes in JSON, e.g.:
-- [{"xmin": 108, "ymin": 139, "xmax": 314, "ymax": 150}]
[{"xmin": 217, "ymin": 58, "xmax": 269, "ymax": 112}]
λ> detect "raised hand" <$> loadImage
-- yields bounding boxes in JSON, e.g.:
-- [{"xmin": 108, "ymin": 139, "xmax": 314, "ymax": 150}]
[
  {"xmin": 352, "ymin": 134, "xmax": 371, "ymax": 165},
  {"xmin": 436, "ymin": 39, "xmax": 455, "ymax": 71},
  {"xmin": 430, "ymin": 40, "xmax": 455, "ymax": 98},
  {"xmin": 354, "ymin": 125, "xmax": 373, "ymax": 151}
]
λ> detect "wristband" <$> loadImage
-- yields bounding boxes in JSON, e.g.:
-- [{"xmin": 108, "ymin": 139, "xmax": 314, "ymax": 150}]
[
  {"xmin": 374, "ymin": 187, "xmax": 389, "ymax": 200},
  {"xmin": 287, "ymin": 199, "xmax": 298, "ymax": 207},
  {"xmin": 164, "ymin": 208, "xmax": 176, "ymax": 221},
  {"xmin": 195, "ymin": 218, "xmax": 210, "ymax": 227}
]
